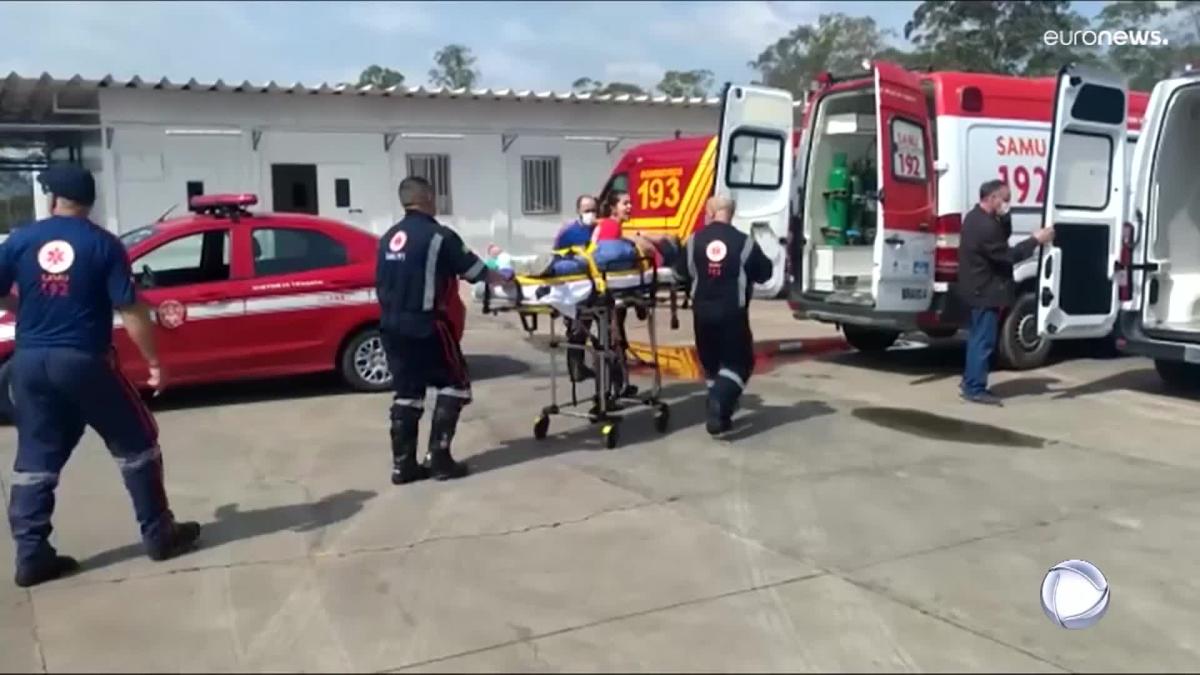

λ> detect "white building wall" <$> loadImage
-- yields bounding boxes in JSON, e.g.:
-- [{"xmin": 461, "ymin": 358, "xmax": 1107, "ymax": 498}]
[{"xmin": 98, "ymin": 89, "xmax": 718, "ymax": 251}]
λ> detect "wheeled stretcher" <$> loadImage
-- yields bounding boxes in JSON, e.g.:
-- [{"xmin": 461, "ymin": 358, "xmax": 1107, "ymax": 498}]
[{"xmin": 477, "ymin": 248, "xmax": 683, "ymax": 449}]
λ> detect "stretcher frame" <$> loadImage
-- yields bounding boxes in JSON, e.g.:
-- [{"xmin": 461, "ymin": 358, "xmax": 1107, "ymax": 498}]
[{"xmin": 481, "ymin": 248, "xmax": 683, "ymax": 449}]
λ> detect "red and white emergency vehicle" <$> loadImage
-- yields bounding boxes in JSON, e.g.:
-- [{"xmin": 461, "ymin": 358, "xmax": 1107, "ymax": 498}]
[
  {"xmin": 1038, "ymin": 65, "xmax": 1200, "ymax": 387},
  {"xmin": 759, "ymin": 63, "xmax": 1149, "ymax": 369},
  {"xmin": 0, "ymin": 194, "xmax": 426, "ymax": 393},
  {"xmin": 599, "ymin": 66, "xmax": 1148, "ymax": 370}
]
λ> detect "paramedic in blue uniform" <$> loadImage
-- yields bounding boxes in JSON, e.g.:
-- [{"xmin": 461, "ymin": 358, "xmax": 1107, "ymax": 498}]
[
  {"xmin": 1, "ymin": 165, "xmax": 200, "ymax": 588},
  {"xmin": 377, "ymin": 176, "xmax": 510, "ymax": 485},
  {"xmin": 554, "ymin": 195, "xmax": 599, "ymax": 382},
  {"xmin": 675, "ymin": 196, "xmax": 773, "ymax": 436}
]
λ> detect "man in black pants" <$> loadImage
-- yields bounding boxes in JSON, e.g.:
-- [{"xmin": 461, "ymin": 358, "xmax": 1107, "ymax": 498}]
[
  {"xmin": 675, "ymin": 196, "xmax": 773, "ymax": 435},
  {"xmin": 376, "ymin": 177, "xmax": 510, "ymax": 484}
]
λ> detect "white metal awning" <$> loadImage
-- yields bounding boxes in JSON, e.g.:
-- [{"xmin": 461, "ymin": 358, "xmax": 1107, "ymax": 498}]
[{"xmin": 0, "ymin": 71, "xmax": 736, "ymax": 127}]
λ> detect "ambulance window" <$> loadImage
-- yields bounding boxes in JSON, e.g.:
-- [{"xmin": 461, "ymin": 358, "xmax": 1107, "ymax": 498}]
[
  {"xmin": 1053, "ymin": 131, "xmax": 1113, "ymax": 211},
  {"xmin": 726, "ymin": 131, "xmax": 784, "ymax": 189},
  {"xmin": 1071, "ymin": 84, "xmax": 1125, "ymax": 126},
  {"xmin": 889, "ymin": 117, "xmax": 927, "ymax": 182}
]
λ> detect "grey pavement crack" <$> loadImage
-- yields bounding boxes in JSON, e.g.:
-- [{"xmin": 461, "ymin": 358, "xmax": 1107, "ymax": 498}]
[
  {"xmin": 378, "ymin": 569, "xmax": 829, "ymax": 673},
  {"xmin": 60, "ymin": 497, "xmax": 666, "ymax": 589}
]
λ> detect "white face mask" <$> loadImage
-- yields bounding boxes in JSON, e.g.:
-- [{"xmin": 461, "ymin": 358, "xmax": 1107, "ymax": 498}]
[
  {"xmin": 997, "ymin": 201, "xmax": 1011, "ymax": 216},
  {"xmin": 580, "ymin": 212, "xmax": 596, "ymax": 226}
]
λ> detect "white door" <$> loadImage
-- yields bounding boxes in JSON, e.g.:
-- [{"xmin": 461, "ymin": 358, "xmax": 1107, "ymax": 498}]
[
  {"xmin": 318, "ymin": 163, "xmax": 368, "ymax": 228},
  {"xmin": 1128, "ymin": 76, "xmax": 1200, "ymax": 316},
  {"xmin": 713, "ymin": 83, "xmax": 794, "ymax": 298},
  {"xmin": 871, "ymin": 62, "xmax": 937, "ymax": 312},
  {"xmin": 1037, "ymin": 65, "xmax": 1128, "ymax": 340}
]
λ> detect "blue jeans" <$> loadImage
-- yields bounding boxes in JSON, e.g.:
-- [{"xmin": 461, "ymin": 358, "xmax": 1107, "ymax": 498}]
[{"xmin": 962, "ymin": 308, "xmax": 999, "ymax": 396}]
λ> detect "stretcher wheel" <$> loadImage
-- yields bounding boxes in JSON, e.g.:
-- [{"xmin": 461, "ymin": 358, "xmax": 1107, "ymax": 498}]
[
  {"xmin": 533, "ymin": 414, "xmax": 550, "ymax": 440},
  {"xmin": 601, "ymin": 422, "xmax": 620, "ymax": 449},
  {"xmin": 654, "ymin": 405, "xmax": 670, "ymax": 433}
]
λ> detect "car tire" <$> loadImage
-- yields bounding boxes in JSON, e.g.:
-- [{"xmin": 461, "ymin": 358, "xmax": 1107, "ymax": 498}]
[
  {"xmin": 996, "ymin": 292, "xmax": 1051, "ymax": 371},
  {"xmin": 842, "ymin": 325, "xmax": 900, "ymax": 353},
  {"xmin": 339, "ymin": 327, "xmax": 393, "ymax": 392},
  {"xmin": 1154, "ymin": 358, "xmax": 1200, "ymax": 390}
]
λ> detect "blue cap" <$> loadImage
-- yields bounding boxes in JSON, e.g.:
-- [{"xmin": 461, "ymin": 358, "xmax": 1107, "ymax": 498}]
[{"xmin": 37, "ymin": 164, "xmax": 96, "ymax": 207}]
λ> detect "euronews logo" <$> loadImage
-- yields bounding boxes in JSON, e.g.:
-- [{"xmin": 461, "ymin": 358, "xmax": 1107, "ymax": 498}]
[{"xmin": 1044, "ymin": 29, "xmax": 1169, "ymax": 47}]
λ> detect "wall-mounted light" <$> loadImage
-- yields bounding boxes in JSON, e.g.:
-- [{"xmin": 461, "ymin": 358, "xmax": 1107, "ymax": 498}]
[
  {"xmin": 164, "ymin": 128, "xmax": 243, "ymax": 136},
  {"xmin": 399, "ymin": 132, "xmax": 465, "ymax": 140},
  {"xmin": 564, "ymin": 135, "xmax": 620, "ymax": 142}
]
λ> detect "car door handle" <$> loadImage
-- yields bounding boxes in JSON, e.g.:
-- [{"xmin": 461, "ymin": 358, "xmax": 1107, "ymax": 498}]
[
  {"xmin": 349, "ymin": 208, "xmax": 363, "ymax": 214},
  {"xmin": 885, "ymin": 236, "xmax": 904, "ymax": 246}
]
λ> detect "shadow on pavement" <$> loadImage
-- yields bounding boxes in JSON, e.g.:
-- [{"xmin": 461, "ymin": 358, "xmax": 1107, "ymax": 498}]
[
  {"xmin": 465, "ymin": 380, "xmax": 836, "ymax": 475},
  {"xmin": 149, "ymin": 354, "xmax": 531, "ymax": 412},
  {"xmin": 78, "ymin": 488, "xmax": 377, "ymax": 573}
]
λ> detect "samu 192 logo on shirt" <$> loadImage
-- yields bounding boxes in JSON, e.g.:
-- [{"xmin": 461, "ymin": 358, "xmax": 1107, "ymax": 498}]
[
  {"xmin": 705, "ymin": 240, "xmax": 728, "ymax": 263},
  {"xmin": 385, "ymin": 230, "xmax": 409, "ymax": 262},
  {"xmin": 38, "ymin": 240, "xmax": 75, "ymax": 274}
]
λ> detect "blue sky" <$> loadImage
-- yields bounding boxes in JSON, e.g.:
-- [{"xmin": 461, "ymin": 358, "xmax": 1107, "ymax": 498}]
[{"xmin": 1, "ymin": 1, "xmax": 1112, "ymax": 92}]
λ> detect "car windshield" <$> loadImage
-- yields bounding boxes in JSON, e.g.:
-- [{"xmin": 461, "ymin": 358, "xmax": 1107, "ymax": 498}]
[{"xmin": 119, "ymin": 226, "xmax": 158, "ymax": 250}]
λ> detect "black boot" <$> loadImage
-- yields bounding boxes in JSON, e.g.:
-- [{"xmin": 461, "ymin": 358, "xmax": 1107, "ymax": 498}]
[
  {"xmin": 391, "ymin": 403, "xmax": 427, "ymax": 485},
  {"xmin": 429, "ymin": 395, "xmax": 469, "ymax": 481},
  {"xmin": 147, "ymin": 521, "xmax": 202, "ymax": 562},
  {"xmin": 14, "ymin": 554, "xmax": 79, "ymax": 588},
  {"xmin": 567, "ymin": 348, "xmax": 594, "ymax": 382},
  {"xmin": 705, "ymin": 389, "xmax": 732, "ymax": 436}
]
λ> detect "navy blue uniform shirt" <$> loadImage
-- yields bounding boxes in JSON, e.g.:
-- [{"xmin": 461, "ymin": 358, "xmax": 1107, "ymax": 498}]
[
  {"xmin": 0, "ymin": 216, "xmax": 137, "ymax": 353},
  {"xmin": 376, "ymin": 211, "xmax": 487, "ymax": 338},
  {"xmin": 675, "ymin": 221, "xmax": 773, "ymax": 323}
]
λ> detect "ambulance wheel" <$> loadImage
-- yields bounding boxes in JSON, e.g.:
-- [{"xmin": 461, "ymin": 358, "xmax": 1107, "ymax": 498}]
[
  {"xmin": 533, "ymin": 414, "xmax": 550, "ymax": 440},
  {"xmin": 339, "ymin": 327, "xmax": 393, "ymax": 392},
  {"xmin": 842, "ymin": 326, "xmax": 899, "ymax": 353},
  {"xmin": 601, "ymin": 422, "xmax": 620, "ymax": 449},
  {"xmin": 654, "ymin": 404, "xmax": 670, "ymax": 433},
  {"xmin": 1154, "ymin": 359, "xmax": 1200, "ymax": 391},
  {"xmin": 996, "ymin": 292, "xmax": 1051, "ymax": 371}
]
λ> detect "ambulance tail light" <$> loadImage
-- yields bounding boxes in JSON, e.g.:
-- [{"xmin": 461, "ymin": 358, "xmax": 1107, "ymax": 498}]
[
  {"xmin": 934, "ymin": 213, "xmax": 962, "ymax": 282},
  {"xmin": 1117, "ymin": 221, "xmax": 1134, "ymax": 302}
]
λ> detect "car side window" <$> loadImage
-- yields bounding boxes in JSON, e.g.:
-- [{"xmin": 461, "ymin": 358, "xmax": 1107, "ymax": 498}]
[
  {"xmin": 251, "ymin": 227, "xmax": 348, "ymax": 277},
  {"xmin": 133, "ymin": 229, "xmax": 231, "ymax": 289}
]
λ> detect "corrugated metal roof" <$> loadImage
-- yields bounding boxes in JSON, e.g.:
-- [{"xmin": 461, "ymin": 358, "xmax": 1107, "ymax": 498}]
[{"xmin": 1, "ymin": 71, "xmax": 725, "ymax": 108}]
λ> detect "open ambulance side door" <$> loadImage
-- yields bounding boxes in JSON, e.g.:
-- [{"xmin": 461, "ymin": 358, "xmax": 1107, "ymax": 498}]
[
  {"xmin": 714, "ymin": 83, "xmax": 795, "ymax": 298},
  {"xmin": 1037, "ymin": 65, "xmax": 1127, "ymax": 340},
  {"xmin": 871, "ymin": 63, "xmax": 936, "ymax": 312}
]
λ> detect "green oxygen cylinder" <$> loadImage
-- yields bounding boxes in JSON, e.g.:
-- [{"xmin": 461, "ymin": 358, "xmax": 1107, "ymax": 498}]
[
  {"xmin": 847, "ymin": 171, "xmax": 864, "ymax": 245},
  {"xmin": 824, "ymin": 152, "xmax": 850, "ymax": 246}
]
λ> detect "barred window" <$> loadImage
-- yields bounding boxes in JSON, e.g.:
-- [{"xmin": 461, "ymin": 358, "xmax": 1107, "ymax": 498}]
[
  {"xmin": 405, "ymin": 154, "xmax": 453, "ymax": 215},
  {"xmin": 521, "ymin": 156, "xmax": 561, "ymax": 215}
]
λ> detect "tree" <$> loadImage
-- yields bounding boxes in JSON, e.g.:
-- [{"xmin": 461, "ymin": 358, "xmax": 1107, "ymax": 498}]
[
  {"xmin": 1092, "ymin": 1, "xmax": 1173, "ymax": 91},
  {"xmin": 903, "ymin": 1, "xmax": 1090, "ymax": 76},
  {"xmin": 749, "ymin": 13, "xmax": 891, "ymax": 97},
  {"xmin": 356, "ymin": 65, "xmax": 405, "ymax": 89},
  {"xmin": 570, "ymin": 78, "xmax": 647, "ymax": 96},
  {"xmin": 656, "ymin": 69, "xmax": 714, "ymax": 98},
  {"xmin": 429, "ymin": 44, "xmax": 480, "ymax": 89}
]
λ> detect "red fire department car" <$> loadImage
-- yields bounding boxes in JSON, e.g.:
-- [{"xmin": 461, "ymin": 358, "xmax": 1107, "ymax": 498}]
[{"xmin": 0, "ymin": 194, "xmax": 403, "ymax": 393}]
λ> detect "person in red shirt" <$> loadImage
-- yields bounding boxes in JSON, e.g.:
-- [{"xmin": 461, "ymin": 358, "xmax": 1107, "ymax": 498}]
[{"xmin": 592, "ymin": 191, "xmax": 630, "ymax": 244}]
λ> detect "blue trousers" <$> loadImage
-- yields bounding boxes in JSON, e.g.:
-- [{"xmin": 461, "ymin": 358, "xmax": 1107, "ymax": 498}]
[
  {"xmin": 695, "ymin": 315, "xmax": 754, "ymax": 419},
  {"xmin": 7, "ymin": 348, "xmax": 174, "ymax": 566},
  {"xmin": 962, "ymin": 308, "xmax": 1000, "ymax": 396}
]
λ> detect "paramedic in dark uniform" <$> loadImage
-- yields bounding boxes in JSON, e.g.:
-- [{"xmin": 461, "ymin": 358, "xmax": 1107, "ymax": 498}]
[
  {"xmin": 377, "ymin": 176, "xmax": 510, "ymax": 485},
  {"xmin": 675, "ymin": 196, "xmax": 773, "ymax": 435},
  {"xmin": 1, "ymin": 165, "xmax": 199, "ymax": 588}
]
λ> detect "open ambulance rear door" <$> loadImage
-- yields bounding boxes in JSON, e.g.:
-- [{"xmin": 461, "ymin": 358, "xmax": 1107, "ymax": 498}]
[
  {"xmin": 1036, "ymin": 65, "xmax": 1128, "ymax": 340},
  {"xmin": 713, "ymin": 83, "xmax": 794, "ymax": 298},
  {"xmin": 871, "ymin": 63, "xmax": 937, "ymax": 312}
]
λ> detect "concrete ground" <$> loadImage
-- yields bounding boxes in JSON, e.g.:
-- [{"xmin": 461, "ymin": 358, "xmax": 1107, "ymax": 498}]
[{"xmin": 2, "ymin": 302, "xmax": 1200, "ymax": 673}]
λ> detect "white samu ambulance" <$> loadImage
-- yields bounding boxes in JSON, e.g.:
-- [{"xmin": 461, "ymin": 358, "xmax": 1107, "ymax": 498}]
[
  {"xmin": 711, "ymin": 63, "xmax": 1147, "ymax": 369},
  {"xmin": 1037, "ymin": 65, "xmax": 1200, "ymax": 388}
]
